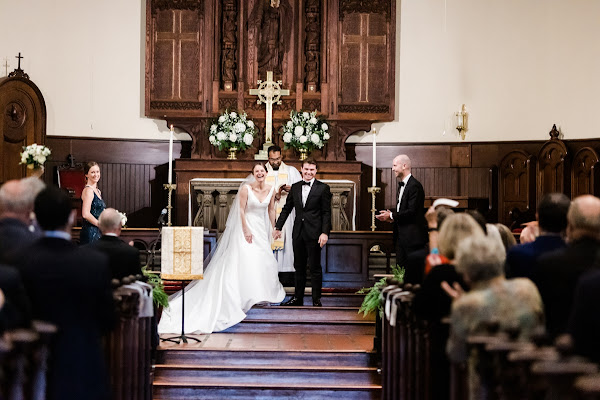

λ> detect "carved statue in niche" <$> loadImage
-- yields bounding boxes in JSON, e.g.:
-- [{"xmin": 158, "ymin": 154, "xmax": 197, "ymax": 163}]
[
  {"xmin": 221, "ymin": 0, "xmax": 237, "ymax": 88},
  {"xmin": 249, "ymin": 0, "xmax": 292, "ymax": 80}
]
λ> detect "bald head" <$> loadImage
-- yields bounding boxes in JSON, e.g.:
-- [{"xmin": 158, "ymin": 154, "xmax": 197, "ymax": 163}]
[
  {"xmin": 98, "ymin": 208, "xmax": 122, "ymax": 235},
  {"xmin": 567, "ymin": 195, "xmax": 600, "ymax": 241},
  {"xmin": 392, "ymin": 154, "xmax": 412, "ymax": 180},
  {"xmin": 0, "ymin": 180, "xmax": 32, "ymax": 222}
]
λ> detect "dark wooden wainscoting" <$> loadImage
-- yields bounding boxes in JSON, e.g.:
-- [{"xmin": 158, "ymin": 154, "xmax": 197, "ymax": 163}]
[{"xmin": 44, "ymin": 134, "xmax": 600, "ymax": 229}]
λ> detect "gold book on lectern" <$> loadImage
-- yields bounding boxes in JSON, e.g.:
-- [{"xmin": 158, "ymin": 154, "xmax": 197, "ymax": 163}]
[{"xmin": 161, "ymin": 227, "xmax": 204, "ymax": 280}]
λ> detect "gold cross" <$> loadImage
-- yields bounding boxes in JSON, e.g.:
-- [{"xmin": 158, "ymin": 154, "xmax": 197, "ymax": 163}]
[{"xmin": 249, "ymin": 71, "xmax": 290, "ymax": 143}]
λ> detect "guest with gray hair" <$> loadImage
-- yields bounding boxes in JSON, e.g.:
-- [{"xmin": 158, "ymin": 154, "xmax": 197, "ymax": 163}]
[
  {"xmin": 0, "ymin": 179, "xmax": 41, "ymax": 264},
  {"xmin": 535, "ymin": 194, "xmax": 600, "ymax": 338},
  {"xmin": 87, "ymin": 208, "xmax": 141, "ymax": 280},
  {"xmin": 446, "ymin": 236, "xmax": 544, "ymax": 399}
]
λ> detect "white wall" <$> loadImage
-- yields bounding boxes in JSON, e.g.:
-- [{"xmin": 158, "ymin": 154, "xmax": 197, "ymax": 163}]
[{"xmin": 1, "ymin": 0, "xmax": 599, "ymax": 143}]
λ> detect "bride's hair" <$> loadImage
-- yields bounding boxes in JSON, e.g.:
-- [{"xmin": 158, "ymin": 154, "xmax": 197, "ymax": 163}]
[{"xmin": 251, "ymin": 162, "xmax": 266, "ymax": 173}]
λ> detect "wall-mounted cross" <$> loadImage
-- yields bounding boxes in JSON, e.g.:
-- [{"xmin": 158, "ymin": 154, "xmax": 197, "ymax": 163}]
[{"xmin": 3, "ymin": 58, "xmax": 9, "ymax": 76}]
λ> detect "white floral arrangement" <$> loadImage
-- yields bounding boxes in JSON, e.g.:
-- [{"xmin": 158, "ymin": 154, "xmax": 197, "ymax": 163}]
[
  {"xmin": 19, "ymin": 143, "xmax": 51, "ymax": 169},
  {"xmin": 280, "ymin": 110, "xmax": 329, "ymax": 151},
  {"xmin": 116, "ymin": 210, "xmax": 127, "ymax": 228},
  {"xmin": 208, "ymin": 110, "xmax": 257, "ymax": 151}
]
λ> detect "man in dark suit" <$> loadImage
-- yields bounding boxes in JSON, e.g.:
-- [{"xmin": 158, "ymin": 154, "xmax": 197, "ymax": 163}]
[
  {"xmin": 505, "ymin": 193, "xmax": 570, "ymax": 280},
  {"xmin": 274, "ymin": 158, "xmax": 332, "ymax": 307},
  {"xmin": 569, "ymin": 269, "xmax": 600, "ymax": 364},
  {"xmin": 16, "ymin": 186, "xmax": 114, "ymax": 400},
  {"xmin": 88, "ymin": 207, "xmax": 142, "ymax": 280},
  {"xmin": 0, "ymin": 179, "xmax": 41, "ymax": 265},
  {"xmin": 376, "ymin": 154, "xmax": 427, "ymax": 268},
  {"xmin": 535, "ymin": 195, "xmax": 600, "ymax": 339}
]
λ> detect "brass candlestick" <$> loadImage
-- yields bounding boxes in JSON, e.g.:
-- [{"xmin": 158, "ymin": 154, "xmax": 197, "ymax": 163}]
[
  {"xmin": 163, "ymin": 183, "xmax": 177, "ymax": 226},
  {"xmin": 368, "ymin": 186, "xmax": 381, "ymax": 231}
]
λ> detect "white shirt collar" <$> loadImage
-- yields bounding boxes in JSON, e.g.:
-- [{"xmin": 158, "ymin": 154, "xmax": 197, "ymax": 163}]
[
  {"xmin": 104, "ymin": 233, "xmax": 119, "ymax": 237},
  {"xmin": 402, "ymin": 174, "xmax": 411, "ymax": 185},
  {"xmin": 303, "ymin": 178, "xmax": 315, "ymax": 186}
]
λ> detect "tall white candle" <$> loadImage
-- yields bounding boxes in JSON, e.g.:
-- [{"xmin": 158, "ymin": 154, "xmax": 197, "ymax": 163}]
[
  {"xmin": 168, "ymin": 125, "xmax": 174, "ymax": 184},
  {"xmin": 372, "ymin": 128, "xmax": 377, "ymax": 186}
]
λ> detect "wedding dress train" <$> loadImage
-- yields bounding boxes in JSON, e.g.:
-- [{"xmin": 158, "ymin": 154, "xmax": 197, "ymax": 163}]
[{"xmin": 158, "ymin": 184, "xmax": 286, "ymax": 334}]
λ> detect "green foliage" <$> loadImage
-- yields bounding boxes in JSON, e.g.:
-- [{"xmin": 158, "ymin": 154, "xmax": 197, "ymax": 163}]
[
  {"xmin": 142, "ymin": 266, "xmax": 170, "ymax": 309},
  {"xmin": 357, "ymin": 265, "xmax": 405, "ymax": 318}
]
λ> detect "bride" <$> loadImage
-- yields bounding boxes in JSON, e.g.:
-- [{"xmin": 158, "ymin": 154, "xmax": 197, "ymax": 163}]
[{"xmin": 158, "ymin": 163, "xmax": 286, "ymax": 334}]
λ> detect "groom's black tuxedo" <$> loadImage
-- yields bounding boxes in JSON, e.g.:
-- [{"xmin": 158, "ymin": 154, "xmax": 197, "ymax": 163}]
[{"xmin": 276, "ymin": 179, "xmax": 332, "ymax": 301}]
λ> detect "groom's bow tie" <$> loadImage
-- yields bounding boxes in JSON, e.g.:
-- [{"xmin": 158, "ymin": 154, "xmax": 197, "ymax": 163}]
[
  {"xmin": 302, "ymin": 181, "xmax": 311, "ymax": 186},
  {"xmin": 397, "ymin": 181, "xmax": 405, "ymax": 190}
]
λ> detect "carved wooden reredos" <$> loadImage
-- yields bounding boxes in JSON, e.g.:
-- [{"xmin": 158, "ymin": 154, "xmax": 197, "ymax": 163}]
[{"xmin": 145, "ymin": 0, "xmax": 396, "ymax": 160}]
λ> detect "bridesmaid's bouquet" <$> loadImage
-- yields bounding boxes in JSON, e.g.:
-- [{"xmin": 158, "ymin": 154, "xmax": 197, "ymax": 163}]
[
  {"xmin": 208, "ymin": 110, "xmax": 257, "ymax": 151},
  {"xmin": 280, "ymin": 110, "xmax": 329, "ymax": 152},
  {"xmin": 20, "ymin": 143, "xmax": 51, "ymax": 169}
]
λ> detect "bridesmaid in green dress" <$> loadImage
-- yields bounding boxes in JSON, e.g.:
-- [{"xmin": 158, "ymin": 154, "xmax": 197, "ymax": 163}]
[{"xmin": 80, "ymin": 161, "xmax": 105, "ymax": 244}]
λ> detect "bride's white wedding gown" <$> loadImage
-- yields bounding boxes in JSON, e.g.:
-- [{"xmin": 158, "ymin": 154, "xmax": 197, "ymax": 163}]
[{"xmin": 158, "ymin": 185, "xmax": 286, "ymax": 334}]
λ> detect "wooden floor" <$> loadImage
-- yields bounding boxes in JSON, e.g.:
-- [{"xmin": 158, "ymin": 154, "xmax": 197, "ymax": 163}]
[{"xmin": 153, "ymin": 292, "xmax": 380, "ymax": 399}]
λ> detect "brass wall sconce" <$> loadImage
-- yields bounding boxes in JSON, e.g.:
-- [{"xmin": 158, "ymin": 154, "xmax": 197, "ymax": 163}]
[{"xmin": 455, "ymin": 104, "xmax": 468, "ymax": 140}]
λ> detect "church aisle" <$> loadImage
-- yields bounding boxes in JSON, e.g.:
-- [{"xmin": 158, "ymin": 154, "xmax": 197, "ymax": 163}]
[{"xmin": 153, "ymin": 293, "xmax": 380, "ymax": 399}]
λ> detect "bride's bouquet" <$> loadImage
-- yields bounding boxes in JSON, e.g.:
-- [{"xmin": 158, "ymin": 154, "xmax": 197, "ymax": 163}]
[
  {"xmin": 280, "ymin": 110, "xmax": 329, "ymax": 152},
  {"xmin": 20, "ymin": 143, "xmax": 51, "ymax": 169},
  {"xmin": 208, "ymin": 110, "xmax": 257, "ymax": 151}
]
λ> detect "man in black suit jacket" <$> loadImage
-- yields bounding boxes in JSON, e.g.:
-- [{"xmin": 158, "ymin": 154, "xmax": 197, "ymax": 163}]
[
  {"xmin": 16, "ymin": 186, "xmax": 114, "ymax": 400},
  {"xmin": 569, "ymin": 269, "xmax": 600, "ymax": 364},
  {"xmin": 274, "ymin": 158, "xmax": 332, "ymax": 307},
  {"xmin": 0, "ymin": 179, "xmax": 41, "ymax": 265},
  {"xmin": 505, "ymin": 193, "xmax": 570, "ymax": 280},
  {"xmin": 535, "ymin": 195, "xmax": 600, "ymax": 339},
  {"xmin": 376, "ymin": 154, "xmax": 427, "ymax": 268},
  {"xmin": 88, "ymin": 207, "xmax": 142, "ymax": 280}
]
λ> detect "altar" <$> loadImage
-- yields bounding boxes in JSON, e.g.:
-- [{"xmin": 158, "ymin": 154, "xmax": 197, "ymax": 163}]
[{"xmin": 173, "ymin": 159, "xmax": 363, "ymax": 230}]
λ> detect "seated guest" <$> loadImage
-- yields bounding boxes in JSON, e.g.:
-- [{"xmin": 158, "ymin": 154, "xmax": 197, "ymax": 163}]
[
  {"xmin": 446, "ymin": 236, "xmax": 544, "ymax": 399},
  {"xmin": 0, "ymin": 263, "xmax": 32, "ymax": 332},
  {"xmin": 412, "ymin": 213, "xmax": 485, "ymax": 321},
  {"xmin": 505, "ymin": 193, "xmax": 570, "ymax": 280},
  {"xmin": 88, "ymin": 208, "xmax": 142, "ymax": 280},
  {"xmin": 519, "ymin": 221, "xmax": 540, "ymax": 244},
  {"xmin": 0, "ymin": 179, "xmax": 40, "ymax": 264},
  {"xmin": 535, "ymin": 195, "xmax": 600, "ymax": 339},
  {"xmin": 15, "ymin": 186, "xmax": 114, "ymax": 400},
  {"xmin": 569, "ymin": 269, "xmax": 600, "ymax": 364},
  {"xmin": 495, "ymin": 223, "xmax": 516, "ymax": 251}
]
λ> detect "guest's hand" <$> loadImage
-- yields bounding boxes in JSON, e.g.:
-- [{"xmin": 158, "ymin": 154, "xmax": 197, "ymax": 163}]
[
  {"xmin": 375, "ymin": 209, "xmax": 392, "ymax": 222},
  {"xmin": 318, "ymin": 233, "xmax": 328, "ymax": 248},
  {"xmin": 273, "ymin": 229, "xmax": 282, "ymax": 240},
  {"xmin": 425, "ymin": 206, "xmax": 438, "ymax": 229},
  {"xmin": 243, "ymin": 229, "xmax": 253, "ymax": 243},
  {"xmin": 441, "ymin": 281, "xmax": 464, "ymax": 300}
]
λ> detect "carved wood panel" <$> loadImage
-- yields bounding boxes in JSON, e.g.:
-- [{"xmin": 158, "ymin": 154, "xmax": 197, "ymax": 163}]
[
  {"xmin": 537, "ymin": 138, "xmax": 568, "ymax": 200},
  {"xmin": 498, "ymin": 150, "xmax": 536, "ymax": 227},
  {"xmin": 571, "ymin": 147, "xmax": 600, "ymax": 198}
]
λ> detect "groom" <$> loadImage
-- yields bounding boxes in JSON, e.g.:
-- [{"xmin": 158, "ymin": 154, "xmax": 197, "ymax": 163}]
[{"xmin": 274, "ymin": 158, "xmax": 331, "ymax": 307}]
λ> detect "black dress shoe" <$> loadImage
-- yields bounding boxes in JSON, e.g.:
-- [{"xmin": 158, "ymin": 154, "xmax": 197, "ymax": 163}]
[
  {"xmin": 281, "ymin": 297, "xmax": 303, "ymax": 306},
  {"xmin": 312, "ymin": 299, "xmax": 322, "ymax": 307}
]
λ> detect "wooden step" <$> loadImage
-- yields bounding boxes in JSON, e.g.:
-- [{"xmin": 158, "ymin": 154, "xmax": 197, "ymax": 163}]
[
  {"xmin": 152, "ymin": 381, "xmax": 381, "ymax": 400},
  {"xmin": 222, "ymin": 319, "xmax": 374, "ymax": 334},
  {"xmin": 246, "ymin": 305, "xmax": 374, "ymax": 322},
  {"xmin": 283, "ymin": 292, "xmax": 366, "ymax": 307},
  {"xmin": 153, "ymin": 364, "xmax": 380, "ymax": 385},
  {"xmin": 157, "ymin": 349, "xmax": 376, "ymax": 367}
]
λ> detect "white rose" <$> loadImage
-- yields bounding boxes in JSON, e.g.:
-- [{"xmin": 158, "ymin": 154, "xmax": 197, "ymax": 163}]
[
  {"xmin": 323, "ymin": 132, "xmax": 330, "ymax": 140},
  {"xmin": 43, "ymin": 148, "xmax": 51, "ymax": 156},
  {"xmin": 218, "ymin": 116, "xmax": 226, "ymax": 123},
  {"xmin": 247, "ymin": 120, "xmax": 254, "ymax": 128},
  {"xmin": 209, "ymin": 135, "xmax": 216, "ymax": 144},
  {"xmin": 234, "ymin": 122, "xmax": 246, "ymax": 133},
  {"xmin": 229, "ymin": 133, "xmax": 238, "ymax": 142},
  {"xmin": 216, "ymin": 131, "xmax": 226, "ymax": 141},
  {"xmin": 21, "ymin": 154, "xmax": 28, "ymax": 163},
  {"xmin": 311, "ymin": 134, "xmax": 320, "ymax": 144},
  {"xmin": 302, "ymin": 112, "xmax": 310, "ymax": 119},
  {"xmin": 230, "ymin": 112, "xmax": 237, "ymax": 118},
  {"xmin": 287, "ymin": 121, "xmax": 293, "ymax": 128},
  {"xmin": 294, "ymin": 126, "xmax": 304, "ymax": 136},
  {"xmin": 283, "ymin": 132, "xmax": 292, "ymax": 143},
  {"xmin": 243, "ymin": 133, "xmax": 254, "ymax": 146},
  {"xmin": 322, "ymin": 123, "xmax": 328, "ymax": 131},
  {"xmin": 299, "ymin": 135, "xmax": 307, "ymax": 144},
  {"xmin": 309, "ymin": 117, "xmax": 317, "ymax": 124},
  {"xmin": 210, "ymin": 124, "xmax": 217, "ymax": 133}
]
